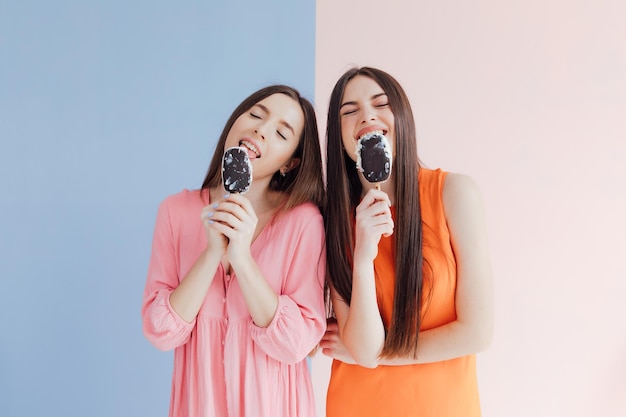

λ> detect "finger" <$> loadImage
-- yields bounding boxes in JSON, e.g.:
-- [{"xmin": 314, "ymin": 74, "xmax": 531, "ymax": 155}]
[
  {"xmin": 356, "ymin": 213, "xmax": 394, "ymax": 234},
  {"xmin": 208, "ymin": 220, "xmax": 239, "ymax": 240},
  {"xmin": 320, "ymin": 330, "xmax": 335, "ymax": 341},
  {"xmin": 356, "ymin": 223, "xmax": 394, "ymax": 244},
  {"xmin": 356, "ymin": 205, "xmax": 392, "ymax": 228},
  {"xmin": 201, "ymin": 212, "xmax": 217, "ymax": 229},
  {"xmin": 224, "ymin": 193, "xmax": 252, "ymax": 208},
  {"xmin": 325, "ymin": 321, "xmax": 339, "ymax": 332},
  {"xmin": 201, "ymin": 205, "xmax": 217, "ymax": 220},
  {"xmin": 210, "ymin": 210, "xmax": 245, "ymax": 228},
  {"xmin": 213, "ymin": 201, "xmax": 250, "ymax": 223},
  {"xmin": 360, "ymin": 189, "xmax": 392, "ymax": 207},
  {"xmin": 222, "ymin": 194, "xmax": 257, "ymax": 221},
  {"xmin": 382, "ymin": 226, "xmax": 395, "ymax": 238},
  {"xmin": 362, "ymin": 200, "xmax": 392, "ymax": 218},
  {"xmin": 320, "ymin": 332, "xmax": 338, "ymax": 344}
]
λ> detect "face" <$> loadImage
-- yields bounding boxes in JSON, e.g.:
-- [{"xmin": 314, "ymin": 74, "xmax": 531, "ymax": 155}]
[
  {"xmin": 225, "ymin": 93, "xmax": 304, "ymax": 180},
  {"xmin": 339, "ymin": 75, "xmax": 395, "ymax": 162}
]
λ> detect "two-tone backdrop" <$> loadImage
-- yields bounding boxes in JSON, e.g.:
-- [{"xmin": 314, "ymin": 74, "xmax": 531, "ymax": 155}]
[{"xmin": 2, "ymin": 1, "xmax": 625, "ymax": 416}]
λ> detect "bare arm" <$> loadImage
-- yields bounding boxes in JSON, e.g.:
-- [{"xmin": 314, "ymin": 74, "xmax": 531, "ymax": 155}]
[
  {"xmin": 168, "ymin": 249, "xmax": 223, "ymax": 323},
  {"xmin": 209, "ymin": 194, "xmax": 278, "ymax": 327},
  {"xmin": 142, "ymin": 194, "xmax": 224, "ymax": 350},
  {"xmin": 323, "ymin": 174, "xmax": 494, "ymax": 365},
  {"xmin": 230, "ymin": 252, "xmax": 279, "ymax": 328},
  {"xmin": 378, "ymin": 173, "xmax": 494, "ymax": 364},
  {"xmin": 333, "ymin": 189, "xmax": 392, "ymax": 368},
  {"xmin": 168, "ymin": 202, "xmax": 227, "ymax": 323}
]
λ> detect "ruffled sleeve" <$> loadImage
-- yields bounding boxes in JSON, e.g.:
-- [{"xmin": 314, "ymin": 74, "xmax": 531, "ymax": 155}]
[
  {"xmin": 142, "ymin": 196, "xmax": 195, "ymax": 351},
  {"xmin": 249, "ymin": 207, "xmax": 326, "ymax": 364}
]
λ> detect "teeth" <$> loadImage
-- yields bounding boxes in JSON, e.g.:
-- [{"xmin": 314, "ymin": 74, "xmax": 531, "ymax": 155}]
[
  {"xmin": 359, "ymin": 130, "xmax": 384, "ymax": 140},
  {"xmin": 239, "ymin": 140, "xmax": 260, "ymax": 157}
]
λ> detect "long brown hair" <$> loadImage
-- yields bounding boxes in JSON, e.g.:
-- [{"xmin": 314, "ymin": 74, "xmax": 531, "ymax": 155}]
[
  {"xmin": 325, "ymin": 67, "xmax": 424, "ymax": 358},
  {"xmin": 202, "ymin": 85, "xmax": 325, "ymax": 211}
]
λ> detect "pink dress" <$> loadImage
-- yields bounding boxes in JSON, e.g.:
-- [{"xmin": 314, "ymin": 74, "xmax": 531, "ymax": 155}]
[{"xmin": 142, "ymin": 189, "xmax": 326, "ymax": 417}]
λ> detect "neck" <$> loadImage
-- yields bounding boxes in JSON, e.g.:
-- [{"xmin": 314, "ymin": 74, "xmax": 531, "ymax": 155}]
[
  {"xmin": 211, "ymin": 177, "xmax": 282, "ymax": 213},
  {"xmin": 244, "ymin": 183, "xmax": 276, "ymax": 211}
]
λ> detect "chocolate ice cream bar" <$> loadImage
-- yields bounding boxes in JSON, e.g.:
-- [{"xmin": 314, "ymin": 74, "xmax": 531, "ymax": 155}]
[
  {"xmin": 356, "ymin": 132, "xmax": 392, "ymax": 184},
  {"xmin": 222, "ymin": 147, "xmax": 253, "ymax": 193}
]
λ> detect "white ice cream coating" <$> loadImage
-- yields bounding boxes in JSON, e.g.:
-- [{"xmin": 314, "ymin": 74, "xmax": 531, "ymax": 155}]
[
  {"xmin": 355, "ymin": 131, "xmax": 392, "ymax": 183},
  {"xmin": 222, "ymin": 146, "xmax": 253, "ymax": 193}
]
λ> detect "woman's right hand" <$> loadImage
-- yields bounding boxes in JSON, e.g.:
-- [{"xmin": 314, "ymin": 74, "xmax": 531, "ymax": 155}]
[
  {"xmin": 201, "ymin": 202, "xmax": 228, "ymax": 256},
  {"xmin": 320, "ymin": 318, "xmax": 357, "ymax": 364},
  {"xmin": 354, "ymin": 188, "xmax": 394, "ymax": 261}
]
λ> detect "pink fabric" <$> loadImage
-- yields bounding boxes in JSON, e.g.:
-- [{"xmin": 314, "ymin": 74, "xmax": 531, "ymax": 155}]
[{"xmin": 142, "ymin": 189, "xmax": 326, "ymax": 417}]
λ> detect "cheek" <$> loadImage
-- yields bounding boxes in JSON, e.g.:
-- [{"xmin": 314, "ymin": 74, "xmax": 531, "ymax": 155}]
[
  {"xmin": 224, "ymin": 132, "xmax": 235, "ymax": 148},
  {"xmin": 276, "ymin": 140, "xmax": 299, "ymax": 162},
  {"xmin": 225, "ymin": 120, "xmax": 244, "ymax": 145}
]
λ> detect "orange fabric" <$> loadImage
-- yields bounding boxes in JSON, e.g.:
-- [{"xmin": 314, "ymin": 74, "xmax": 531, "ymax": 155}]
[{"xmin": 326, "ymin": 168, "xmax": 481, "ymax": 417}]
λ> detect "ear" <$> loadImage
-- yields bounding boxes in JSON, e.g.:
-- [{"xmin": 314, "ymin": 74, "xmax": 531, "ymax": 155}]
[{"xmin": 280, "ymin": 157, "xmax": 301, "ymax": 175}]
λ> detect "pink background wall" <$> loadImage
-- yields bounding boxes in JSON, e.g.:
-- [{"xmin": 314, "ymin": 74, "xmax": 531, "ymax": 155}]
[{"xmin": 312, "ymin": 1, "xmax": 626, "ymax": 416}]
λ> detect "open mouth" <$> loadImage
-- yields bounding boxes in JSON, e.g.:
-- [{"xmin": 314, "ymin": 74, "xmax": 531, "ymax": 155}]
[
  {"xmin": 239, "ymin": 140, "xmax": 261, "ymax": 159},
  {"xmin": 358, "ymin": 129, "xmax": 387, "ymax": 141}
]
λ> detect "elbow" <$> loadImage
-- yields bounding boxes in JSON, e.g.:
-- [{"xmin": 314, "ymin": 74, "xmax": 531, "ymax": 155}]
[
  {"xmin": 342, "ymin": 330, "xmax": 384, "ymax": 368},
  {"xmin": 355, "ymin": 357, "xmax": 379, "ymax": 369},
  {"xmin": 348, "ymin": 346, "xmax": 381, "ymax": 369},
  {"xmin": 141, "ymin": 296, "xmax": 194, "ymax": 352},
  {"xmin": 143, "ymin": 328, "xmax": 177, "ymax": 352},
  {"xmin": 471, "ymin": 321, "xmax": 494, "ymax": 353},
  {"xmin": 142, "ymin": 321, "xmax": 190, "ymax": 352}
]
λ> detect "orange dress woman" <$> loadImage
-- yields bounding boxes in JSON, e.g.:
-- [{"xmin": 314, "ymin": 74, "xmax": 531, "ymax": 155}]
[{"xmin": 321, "ymin": 67, "xmax": 494, "ymax": 417}]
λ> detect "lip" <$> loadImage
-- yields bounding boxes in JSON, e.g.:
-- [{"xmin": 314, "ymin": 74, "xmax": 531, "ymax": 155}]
[
  {"xmin": 238, "ymin": 138, "xmax": 262, "ymax": 158},
  {"xmin": 355, "ymin": 125, "xmax": 388, "ymax": 140}
]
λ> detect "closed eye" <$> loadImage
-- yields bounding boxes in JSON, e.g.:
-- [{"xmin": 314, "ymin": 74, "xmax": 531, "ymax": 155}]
[
  {"xmin": 250, "ymin": 112, "xmax": 261, "ymax": 119},
  {"xmin": 277, "ymin": 130, "xmax": 287, "ymax": 140}
]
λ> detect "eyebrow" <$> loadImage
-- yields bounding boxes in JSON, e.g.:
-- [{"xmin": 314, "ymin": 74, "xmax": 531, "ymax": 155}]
[
  {"xmin": 340, "ymin": 93, "xmax": 388, "ymax": 109},
  {"xmin": 254, "ymin": 103, "xmax": 296, "ymax": 135}
]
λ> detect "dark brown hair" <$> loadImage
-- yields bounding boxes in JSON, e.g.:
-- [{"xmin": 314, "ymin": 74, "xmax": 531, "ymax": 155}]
[
  {"xmin": 325, "ymin": 67, "xmax": 424, "ymax": 358},
  {"xmin": 201, "ymin": 85, "xmax": 325, "ymax": 211}
]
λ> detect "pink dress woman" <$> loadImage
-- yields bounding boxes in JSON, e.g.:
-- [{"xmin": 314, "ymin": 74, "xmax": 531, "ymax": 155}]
[{"xmin": 142, "ymin": 189, "xmax": 326, "ymax": 417}]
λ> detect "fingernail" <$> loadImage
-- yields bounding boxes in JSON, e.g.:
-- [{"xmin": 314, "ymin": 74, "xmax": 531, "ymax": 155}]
[
  {"xmin": 211, "ymin": 203, "xmax": 218, "ymax": 208},
  {"xmin": 208, "ymin": 220, "xmax": 214, "ymax": 224},
  {"xmin": 223, "ymin": 193, "xmax": 231, "ymax": 198},
  {"xmin": 206, "ymin": 212, "xmax": 214, "ymax": 217}
]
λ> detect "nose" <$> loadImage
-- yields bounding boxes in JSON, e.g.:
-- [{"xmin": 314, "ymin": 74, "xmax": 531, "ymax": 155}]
[
  {"xmin": 360, "ymin": 107, "xmax": 376, "ymax": 123},
  {"xmin": 254, "ymin": 124, "xmax": 267, "ymax": 140}
]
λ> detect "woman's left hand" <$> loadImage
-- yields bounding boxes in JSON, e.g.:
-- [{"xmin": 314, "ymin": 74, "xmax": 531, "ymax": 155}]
[
  {"xmin": 207, "ymin": 193, "xmax": 257, "ymax": 257},
  {"xmin": 319, "ymin": 318, "xmax": 357, "ymax": 365}
]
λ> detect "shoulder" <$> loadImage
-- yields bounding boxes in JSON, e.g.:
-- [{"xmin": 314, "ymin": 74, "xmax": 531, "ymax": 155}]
[
  {"xmin": 276, "ymin": 202, "xmax": 323, "ymax": 230},
  {"xmin": 442, "ymin": 173, "xmax": 482, "ymax": 202},
  {"xmin": 280, "ymin": 201, "xmax": 322, "ymax": 220},
  {"xmin": 441, "ymin": 173, "xmax": 487, "ymax": 228},
  {"xmin": 160, "ymin": 189, "xmax": 206, "ymax": 210},
  {"xmin": 286, "ymin": 201, "xmax": 322, "ymax": 218},
  {"xmin": 156, "ymin": 189, "xmax": 207, "ymax": 226}
]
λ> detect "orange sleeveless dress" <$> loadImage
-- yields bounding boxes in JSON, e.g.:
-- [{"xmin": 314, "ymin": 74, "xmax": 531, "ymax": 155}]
[{"xmin": 326, "ymin": 168, "xmax": 481, "ymax": 417}]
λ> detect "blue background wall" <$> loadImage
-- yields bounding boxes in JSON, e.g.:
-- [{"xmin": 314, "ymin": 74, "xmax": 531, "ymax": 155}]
[{"xmin": 0, "ymin": 2, "xmax": 315, "ymax": 416}]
